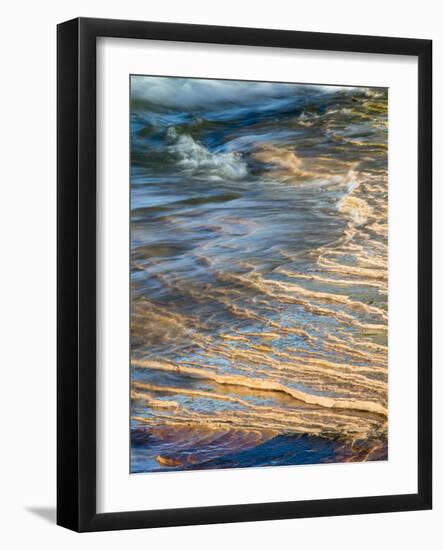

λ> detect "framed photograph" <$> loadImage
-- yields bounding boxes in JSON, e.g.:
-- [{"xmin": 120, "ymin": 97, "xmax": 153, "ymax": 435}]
[{"xmin": 57, "ymin": 17, "xmax": 432, "ymax": 532}]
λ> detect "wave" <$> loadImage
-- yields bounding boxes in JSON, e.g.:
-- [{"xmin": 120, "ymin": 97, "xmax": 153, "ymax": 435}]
[
  {"xmin": 166, "ymin": 127, "xmax": 248, "ymax": 180},
  {"xmin": 133, "ymin": 358, "xmax": 387, "ymax": 417},
  {"xmin": 131, "ymin": 75, "xmax": 360, "ymax": 111},
  {"xmin": 338, "ymin": 194, "xmax": 373, "ymax": 225},
  {"xmin": 252, "ymin": 144, "xmax": 359, "ymax": 188}
]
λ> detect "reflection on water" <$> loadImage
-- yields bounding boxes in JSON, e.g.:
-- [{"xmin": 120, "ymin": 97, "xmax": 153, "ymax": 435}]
[{"xmin": 130, "ymin": 77, "xmax": 388, "ymax": 473}]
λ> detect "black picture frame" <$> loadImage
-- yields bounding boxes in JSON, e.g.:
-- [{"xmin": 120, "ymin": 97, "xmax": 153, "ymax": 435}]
[{"xmin": 57, "ymin": 17, "xmax": 432, "ymax": 532}]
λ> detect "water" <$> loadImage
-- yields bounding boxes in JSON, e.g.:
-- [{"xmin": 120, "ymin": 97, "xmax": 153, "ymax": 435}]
[{"xmin": 130, "ymin": 76, "xmax": 388, "ymax": 473}]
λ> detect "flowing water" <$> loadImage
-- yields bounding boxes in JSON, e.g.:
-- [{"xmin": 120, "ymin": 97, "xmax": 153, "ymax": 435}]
[{"xmin": 130, "ymin": 77, "xmax": 388, "ymax": 473}]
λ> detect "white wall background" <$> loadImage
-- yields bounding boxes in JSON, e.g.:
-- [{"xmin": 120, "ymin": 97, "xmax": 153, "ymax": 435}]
[{"xmin": 0, "ymin": 1, "xmax": 440, "ymax": 548}]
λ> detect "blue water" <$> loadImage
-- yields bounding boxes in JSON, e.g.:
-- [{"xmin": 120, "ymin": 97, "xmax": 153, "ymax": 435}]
[{"xmin": 129, "ymin": 77, "xmax": 388, "ymax": 473}]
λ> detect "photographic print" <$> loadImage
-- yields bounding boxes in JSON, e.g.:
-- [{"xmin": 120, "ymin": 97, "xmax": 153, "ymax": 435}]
[{"xmin": 130, "ymin": 75, "xmax": 388, "ymax": 474}]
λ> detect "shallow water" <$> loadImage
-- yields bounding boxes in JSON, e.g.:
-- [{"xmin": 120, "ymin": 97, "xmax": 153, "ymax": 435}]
[{"xmin": 130, "ymin": 77, "xmax": 388, "ymax": 473}]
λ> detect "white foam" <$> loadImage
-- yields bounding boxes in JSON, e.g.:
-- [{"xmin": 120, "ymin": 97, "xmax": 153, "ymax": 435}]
[
  {"xmin": 131, "ymin": 75, "xmax": 353, "ymax": 110},
  {"xmin": 167, "ymin": 127, "xmax": 248, "ymax": 180}
]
